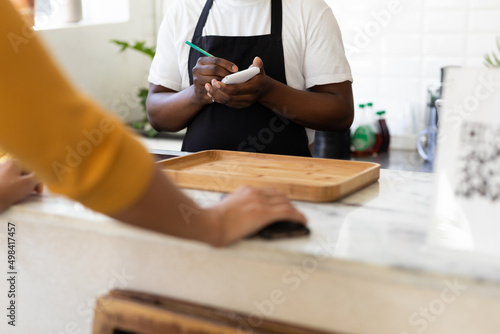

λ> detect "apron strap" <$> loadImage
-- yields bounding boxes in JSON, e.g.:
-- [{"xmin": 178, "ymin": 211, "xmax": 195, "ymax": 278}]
[
  {"xmin": 270, "ymin": 0, "xmax": 282, "ymax": 36},
  {"xmin": 193, "ymin": 0, "xmax": 214, "ymax": 38},
  {"xmin": 194, "ymin": 0, "xmax": 282, "ymax": 38}
]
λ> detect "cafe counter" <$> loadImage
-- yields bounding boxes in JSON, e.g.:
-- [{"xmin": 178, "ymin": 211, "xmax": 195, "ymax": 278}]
[{"xmin": 1, "ymin": 168, "xmax": 500, "ymax": 334}]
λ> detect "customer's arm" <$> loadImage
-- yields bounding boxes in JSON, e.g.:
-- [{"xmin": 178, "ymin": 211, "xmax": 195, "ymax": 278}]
[
  {"xmin": 0, "ymin": 0, "xmax": 306, "ymax": 246},
  {"xmin": 113, "ymin": 167, "xmax": 306, "ymax": 246}
]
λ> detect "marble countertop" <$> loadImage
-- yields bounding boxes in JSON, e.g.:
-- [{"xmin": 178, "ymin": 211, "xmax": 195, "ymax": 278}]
[
  {"xmin": 178, "ymin": 170, "xmax": 500, "ymax": 286},
  {"xmin": 351, "ymin": 149, "xmax": 434, "ymax": 173},
  {"xmin": 6, "ymin": 167, "xmax": 500, "ymax": 285}
]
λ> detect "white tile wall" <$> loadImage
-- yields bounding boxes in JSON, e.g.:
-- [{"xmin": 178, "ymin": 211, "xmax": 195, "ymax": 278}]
[
  {"xmin": 39, "ymin": 0, "xmax": 158, "ymax": 123},
  {"xmin": 326, "ymin": 0, "xmax": 500, "ymax": 147},
  {"xmin": 38, "ymin": 0, "xmax": 499, "ymax": 148}
]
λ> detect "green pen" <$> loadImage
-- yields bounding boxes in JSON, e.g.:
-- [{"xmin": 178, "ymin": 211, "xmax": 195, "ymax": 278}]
[{"xmin": 185, "ymin": 41, "xmax": 214, "ymax": 57}]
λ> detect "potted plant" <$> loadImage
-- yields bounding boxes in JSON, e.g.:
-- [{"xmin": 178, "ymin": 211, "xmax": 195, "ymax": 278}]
[{"xmin": 111, "ymin": 40, "xmax": 158, "ymax": 137}]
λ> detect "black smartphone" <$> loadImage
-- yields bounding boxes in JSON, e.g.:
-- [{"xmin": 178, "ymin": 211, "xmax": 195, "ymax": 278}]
[{"xmin": 256, "ymin": 221, "xmax": 310, "ymax": 240}]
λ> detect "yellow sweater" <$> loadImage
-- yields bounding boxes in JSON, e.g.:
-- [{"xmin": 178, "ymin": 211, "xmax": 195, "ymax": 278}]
[
  {"xmin": 0, "ymin": 151, "xmax": 11, "ymax": 163},
  {"xmin": 0, "ymin": 0, "xmax": 154, "ymax": 214}
]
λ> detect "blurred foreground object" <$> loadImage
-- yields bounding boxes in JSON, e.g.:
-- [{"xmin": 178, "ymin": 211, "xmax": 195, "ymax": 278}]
[
  {"xmin": 429, "ymin": 68, "xmax": 500, "ymax": 256},
  {"xmin": 93, "ymin": 290, "xmax": 334, "ymax": 334},
  {"xmin": 10, "ymin": 0, "xmax": 34, "ymax": 25}
]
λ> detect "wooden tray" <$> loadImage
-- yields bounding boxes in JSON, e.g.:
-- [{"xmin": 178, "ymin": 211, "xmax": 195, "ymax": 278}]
[{"xmin": 157, "ymin": 150, "xmax": 380, "ymax": 202}]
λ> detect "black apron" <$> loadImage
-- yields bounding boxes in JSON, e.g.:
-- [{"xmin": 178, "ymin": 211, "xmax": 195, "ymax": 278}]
[{"xmin": 182, "ymin": 0, "xmax": 311, "ymax": 157}]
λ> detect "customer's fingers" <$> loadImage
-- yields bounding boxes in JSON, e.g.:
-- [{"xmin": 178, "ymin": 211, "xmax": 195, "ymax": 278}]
[
  {"xmin": 18, "ymin": 173, "xmax": 40, "ymax": 195},
  {"xmin": 34, "ymin": 182, "xmax": 44, "ymax": 194}
]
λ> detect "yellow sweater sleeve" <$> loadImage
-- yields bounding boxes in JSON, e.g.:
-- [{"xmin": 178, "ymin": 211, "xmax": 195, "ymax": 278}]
[
  {"xmin": 0, "ymin": 151, "xmax": 9, "ymax": 163},
  {"xmin": 0, "ymin": 0, "xmax": 155, "ymax": 214}
]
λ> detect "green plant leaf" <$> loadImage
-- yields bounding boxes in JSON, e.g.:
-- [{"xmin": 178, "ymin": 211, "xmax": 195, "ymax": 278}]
[
  {"xmin": 111, "ymin": 39, "xmax": 131, "ymax": 53},
  {"xmin": 111, "ymin": 39, "xmax": 156, "ymax": 59},
  {"xmin": 484, "ymin": 37, "xmax": 500, "ymax": 68},
  {"xmin": 137, "ymin": 87, "xmax": 149, "ymax": 113},
  {"xmin": 493, "ymin": 52, "xmax": 500, "ymax": 66},
  {"xmin": 485, "ymin": 54, "xmax": 493, "ymax": 67},
  {"xmin": 111, "ymin": 39, "xmax": 158, "ymax": 136},
  {"xmin": 144, "ymin": 125, "xmax": 158, "ymax": 138}
]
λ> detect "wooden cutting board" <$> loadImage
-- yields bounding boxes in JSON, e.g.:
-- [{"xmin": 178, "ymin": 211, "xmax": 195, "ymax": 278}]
[{"xmin": 157, "ymin": 150, "xmax": 380, "ymax": 202}]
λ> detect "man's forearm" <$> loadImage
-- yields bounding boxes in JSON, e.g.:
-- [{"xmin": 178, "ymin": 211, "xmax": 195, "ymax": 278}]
[
  {"xmin": 146, "ymin": 85, "xmax": 206, "ymax": 132},
  {"xmin": 260, "ymin": 79, "xmax": 354, "ymax": 132}
]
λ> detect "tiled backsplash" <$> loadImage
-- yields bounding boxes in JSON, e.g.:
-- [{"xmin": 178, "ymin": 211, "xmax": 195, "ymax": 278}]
[
  {"xmin": 39, "ymin": 0, "xmax": 499, "ymax": 150},
  {"xmin": 325, "ymin": 0, "xmax": 500, "ymax": 148},
  {"xmin": 39, "ymin": 0, "xmax": 157, "ymax": 124}
]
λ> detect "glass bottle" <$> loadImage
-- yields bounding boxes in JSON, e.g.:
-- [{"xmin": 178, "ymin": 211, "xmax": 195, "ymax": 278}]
[
  {"xmin": 377, "ymin": 110, "xmax": 390, "ymax": 153},
  {"xmin": 351, "ymin": 104, "xmax": 375, "ymax": 156}
]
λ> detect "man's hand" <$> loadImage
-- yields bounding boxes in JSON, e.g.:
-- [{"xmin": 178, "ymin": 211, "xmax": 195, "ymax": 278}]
[
  {"xmin": 192, "ymin": 56, "xmax": 238, "ymax": 105},
  {"xmin": 0, "ymin": 160, "xmax": 43, "ymax": 212},
  {"xmin": 205, "ymin": 57, "xmax": 270, "ymax": 109}
]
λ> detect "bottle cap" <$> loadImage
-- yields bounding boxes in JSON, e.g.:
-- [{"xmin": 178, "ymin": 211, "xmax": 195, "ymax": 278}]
[
  {"xmin": 367, "ymin": 102, "xmax": 373, "ymax": 107},
  {"xmin": 358, "ymin": 104, "xmax": 365, "ymax": 108},
  {"xmin": 376, "ymin": 110, "xmax": 386, "ymax": 115}
]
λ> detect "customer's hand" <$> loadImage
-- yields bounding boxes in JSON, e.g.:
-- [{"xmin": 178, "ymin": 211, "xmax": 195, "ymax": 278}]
[
  {"xmin": 0, "ymin": 160, "xmax": 43, "ymax": 212},
  {"xmin": 206, "ymin": 56, "xmax": 270, "ymax": 109},
  {"xmin": 205, "ymin": 186, "xmax": 307, "ymax": 247},
  {"xmin": 192, "ymin": 56, "xmax": 238, "ymax": 105}
]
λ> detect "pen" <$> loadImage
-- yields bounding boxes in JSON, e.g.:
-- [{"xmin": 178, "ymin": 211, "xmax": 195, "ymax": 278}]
[{"xmin": 185, "ymin": 41, "xmax": 214, "ymax": 57}]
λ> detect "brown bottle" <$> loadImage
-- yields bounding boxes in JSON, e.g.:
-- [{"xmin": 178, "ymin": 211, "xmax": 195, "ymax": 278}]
[{"xmin": 377, "ymin": 111, "xmax": 390, "ymax": 153}]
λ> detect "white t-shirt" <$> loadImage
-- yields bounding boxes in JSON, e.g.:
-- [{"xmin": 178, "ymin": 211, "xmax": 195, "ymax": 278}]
[{"xmin": 149, "ymin": 0, "xmax": 353, "ymax": 142}]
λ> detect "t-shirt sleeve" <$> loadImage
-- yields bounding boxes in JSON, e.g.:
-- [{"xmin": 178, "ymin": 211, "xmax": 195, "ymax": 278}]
[
  {"xmin": 148, "ymin": 10, "xmax": 184, "ymax": 91},
  {"xmin": 0, "ymin": 1, "xmax": 155, "ymax": 215},
  {"xmin": 303, "ymin": 0, "xmax": 353, "ymax": 88}
]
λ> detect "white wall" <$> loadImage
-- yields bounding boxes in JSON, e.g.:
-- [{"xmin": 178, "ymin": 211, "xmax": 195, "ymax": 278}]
[
  {"xmin": 326, "ymin": 0, "xmax": 500, "ymax": 147},
  {"xmin": 36, "ymin": 0, "xmax": 500, "ymax": 147},
  {"xmin": 38, "ymin": 0, "xmax": 159, "ymax": 123}
]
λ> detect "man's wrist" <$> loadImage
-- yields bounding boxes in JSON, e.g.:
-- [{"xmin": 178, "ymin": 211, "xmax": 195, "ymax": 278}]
[{"xmin": 258, "ymin": 76, "xmax": 279, "ymax": 108}]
